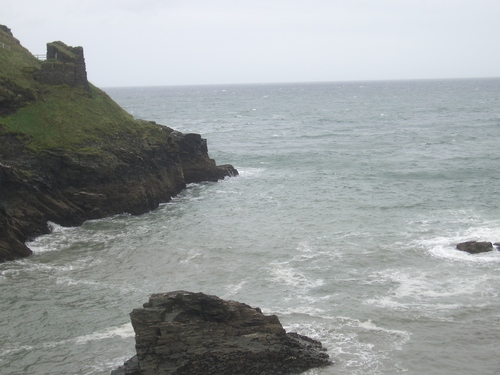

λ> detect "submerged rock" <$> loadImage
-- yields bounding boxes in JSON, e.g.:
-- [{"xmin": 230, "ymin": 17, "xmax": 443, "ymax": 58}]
[
  {"xmin": 456, "ymin": 241, "xmax": 494, "ymax": 254},
  {"xmin": 112, "ymin": 291, "xmax": 332, "ymax": 375}
]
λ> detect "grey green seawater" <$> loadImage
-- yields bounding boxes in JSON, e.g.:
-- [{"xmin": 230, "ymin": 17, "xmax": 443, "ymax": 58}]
[{"xmin": 1, "ymin": 79, "xmax": 500, "ymax": 374}]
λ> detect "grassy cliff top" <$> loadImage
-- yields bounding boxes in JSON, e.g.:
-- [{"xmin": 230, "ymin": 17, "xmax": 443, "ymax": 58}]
[
  {"xmin": 0, "ymin": 25, "xmax": 172, "ymax": 154},
  {"xmin": 0, "ymin": 25, "xmax": 41, "ymax": 89}
]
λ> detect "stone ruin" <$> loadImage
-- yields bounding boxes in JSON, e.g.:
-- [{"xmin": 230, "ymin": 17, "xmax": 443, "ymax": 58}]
[{"xmin": 35, "ymin": 41, "xmax": 90, "ymax": 92}]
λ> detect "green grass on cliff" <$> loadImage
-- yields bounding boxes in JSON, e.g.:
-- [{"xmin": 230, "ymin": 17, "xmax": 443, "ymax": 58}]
[
  {"xmin": 2, "ymin": 84, "xmax": 144, "ymax": 151},
  {"xmin": 0, "ymin": 25, "xmax": 173, "ymax": 154},
  {"xmin": 0, "ymin": 27, "xmax": 41, "ymax": 89},
  {"xmin": 1, "ymin": 84, "xmax": 174, "ymax": 153}
]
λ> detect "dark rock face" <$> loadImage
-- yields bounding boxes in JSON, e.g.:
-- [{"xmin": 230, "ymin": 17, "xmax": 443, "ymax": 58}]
[
  {"xmin": 456, "ymin": 241, "xmax": 494, "ymax": 254},
  {"xmin": 113, "ymin": 291, "xmax": 332, "ymax": 375},
  {"xmin": 0, "ymin": 131, "xmax": 237, "ymax": 262},
  {"xmin": 177, "ymin": 133, "xmax": 238, "ymax": 183}
]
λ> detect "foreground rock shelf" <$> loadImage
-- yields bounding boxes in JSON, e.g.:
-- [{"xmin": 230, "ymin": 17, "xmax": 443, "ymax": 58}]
[{"xmin": 112, "ymin": 291, "xmax": 332, "ymax": 375}]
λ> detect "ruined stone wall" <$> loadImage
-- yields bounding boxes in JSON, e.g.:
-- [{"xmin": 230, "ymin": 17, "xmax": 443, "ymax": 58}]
[{"xmin": 36, "ymin": 41, "xmax": 90, "ymax": 92}]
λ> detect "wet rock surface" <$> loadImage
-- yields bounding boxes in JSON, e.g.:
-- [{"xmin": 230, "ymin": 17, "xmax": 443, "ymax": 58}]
[
  {"xmin": 0, "ymin": 130, "xmax": 237, "ymax": 262},
  {"xmin": 112, "ymin": 291, "xmax": 332, "ymax": 375},
  {"xmin": 456, "ymin": 241, "xmax": 494, "ymax": 254}
]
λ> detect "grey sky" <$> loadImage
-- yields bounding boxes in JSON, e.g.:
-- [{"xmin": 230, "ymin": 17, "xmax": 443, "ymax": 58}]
[{"xmin": 3, "ymin": 0, "xmax": 500, "ymax": 87}]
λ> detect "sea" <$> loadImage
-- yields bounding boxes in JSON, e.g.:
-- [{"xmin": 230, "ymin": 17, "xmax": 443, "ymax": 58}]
[{"xmin": 1, "ymin": 78, "xmax": 500, "ymax": 375}]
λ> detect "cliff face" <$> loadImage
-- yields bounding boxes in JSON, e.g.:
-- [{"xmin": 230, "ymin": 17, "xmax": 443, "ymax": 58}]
[
  {"xmin": 0, "ymin": 127, "xmax": 237, "ymax": 262},
  {"xmin": 0, "ymin": 26, "xmax": 237, "ymax": 262}
]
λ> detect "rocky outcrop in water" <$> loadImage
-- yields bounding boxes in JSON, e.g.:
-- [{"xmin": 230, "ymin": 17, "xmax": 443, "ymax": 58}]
[
  {"xmin": 112, "ymin": 291, "xmax": 332, "ymax": 375},
  {"xmin": 0, "ymin": 131, "xmax": 237, "ymax": 262},
  {"xmin": 456, "ymin": 241, "xmax": 494, "ymax": 254},
  {"xmin": 0, "ymin": 25, "xmax": 237, "ymax": 262}
]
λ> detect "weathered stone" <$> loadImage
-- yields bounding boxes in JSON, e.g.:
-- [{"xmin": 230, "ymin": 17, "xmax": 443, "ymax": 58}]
[
  {"xmin": 113, "ymin": 291, "xmax": 332, "ymax": 375},
  {"xmin": 177, "ymin": 133, "xmax": 238, "ymax": 183},
  {"xmin": 456, "ymin": 241, "xmax": 494, "ymax": 254},
  {"xmin": 35, "ymin": 41, "xmax": 90, "ymax": 93},
  {"xmin": 0, "ymin": 130, "xmax": 237, "ymax": 262}
]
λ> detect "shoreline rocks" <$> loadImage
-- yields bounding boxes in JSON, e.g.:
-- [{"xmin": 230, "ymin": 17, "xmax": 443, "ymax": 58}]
[
  {"xmin": 112, "ymin": 291, "xmax": 332, "ymax": 375},
  {"xmin": 456, "ymin": 241, "xmax": 495, "ymax": 254},
  {"xmin": 0, "ymin": 130, "xmax": 237, "ymax": 262}
]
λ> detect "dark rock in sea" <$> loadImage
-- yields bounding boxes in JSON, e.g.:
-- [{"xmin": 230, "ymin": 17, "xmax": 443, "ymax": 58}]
[
  {"xmin": 112, "ymin": 291, "xmax": 332, "ymax": 375},
  {"xmin": 177, "ymin": 132, "xmax": 238, "ymax": 183},
  {"xmin": 456, "ymin": 241, "xmax": 494, "ymax": 254}
]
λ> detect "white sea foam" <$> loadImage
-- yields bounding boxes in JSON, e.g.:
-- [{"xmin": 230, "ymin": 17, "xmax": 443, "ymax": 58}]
[
  {"xmin": 363, "ymin": 266, "xmax": 498, "ymax": 318},
  {"xmin": 223, "ymin": 280, "xmax": 247, "ymax": 297},
  {"xmin": 283, "ymin": 315, "xmax": 411, "ymax": 375},
  {"xmin": 235, "ymin": 167, "xmax": 265, "ymax": 178},
  {"xmin": 26, "ymin": 222, "xmax": 75, "ymax": 253},
  {"xmin": 85, "ymin": 354, "xmax": 136, "ymax": 375},
  {"xmin": 47, "ymin": 221, "xmax": 66, "ymax": 233},
  {"xmin": 0, "ymin": 260, "xmax": 84, "ymax": 280},
  {"xmin": 215, "ymin": 189, "xmax": 240, "ymax": 195},
  {"xmin": 0, "ymin": 324, "xmax": 134, "ymax": 361},
  {"xmin": 269, "ymin": 264, "xmax": 324, "ymax": 290},
  {"xmin": 416, "ymin": 222, "xmax": 500, "ymax": 263},
  {"xmin": 0, "ymin": 345, "xmax": 34, "ymax": 357},
  {"xmin": 283, "ymin": 239, "xmax": 342, "ymax": 265},
  {"xmin": 330, "ymin": 320, "xmax": 410, "ymax": 374},
  {"xmin": 75, "ymin": 323, "xmax": 134, "ymax": 344},
  {"xmin": 55, "ymin": 277, "xmax": 102, "ymax": 287},
  {"xmin": 365, "ymin": 296, "xmax": 461, "ymax": 316},
  {"xmin": 179, "ymin": 250, "xmax": 202, "ymax": 264},
  {"xmin": 370, "ymin": 268, "xmax": 495, "ymax": 298},
  {"xmin": 428, "ymin": 243, "xmax": 500, "ymax": 263},
  {"xmin": 343, "ymin": 318, "xmax": 411, "ymax": 351}
]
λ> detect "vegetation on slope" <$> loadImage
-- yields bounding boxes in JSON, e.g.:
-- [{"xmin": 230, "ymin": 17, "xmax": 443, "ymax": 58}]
[
  {"xmin": 0, "ymin": 25, "xmax": 174, "ymax": 154},
  {"xmin": 0, "ymin": 25, "xmax": 40, "ymax": 88}
]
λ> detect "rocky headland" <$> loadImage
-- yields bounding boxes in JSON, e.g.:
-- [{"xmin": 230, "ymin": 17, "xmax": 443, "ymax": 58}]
[
  {"xmin": 0, "ymin": 25, "xmax": 237, "ymax": 262},
  {"xmin": 112, "ymin": 291, "xmax": 332, "ymax": 375}
]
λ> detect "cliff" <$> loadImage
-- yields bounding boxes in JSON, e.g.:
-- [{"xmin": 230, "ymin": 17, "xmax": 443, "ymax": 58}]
[
  {"xmin": 0, "ymin": 25, "xmax": 237, "ymax": 262},
  {"xmin": 112, "ymin": 291, "xmax": 332, "ymax": 375}
]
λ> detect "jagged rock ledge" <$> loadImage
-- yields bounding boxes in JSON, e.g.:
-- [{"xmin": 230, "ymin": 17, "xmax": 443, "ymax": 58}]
[
  {"xmin": 0, "ymin": 130, "xmax": 237, "ymax": 262},
  {"xmin": 112, "ymin": 291, "xmax": 332, "ymax": 375}
]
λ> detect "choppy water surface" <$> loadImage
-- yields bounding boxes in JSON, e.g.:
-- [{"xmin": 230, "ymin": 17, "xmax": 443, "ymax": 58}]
[{"xmin": 1, "ymin": 79, "xmax": 500, "ymax": 374}]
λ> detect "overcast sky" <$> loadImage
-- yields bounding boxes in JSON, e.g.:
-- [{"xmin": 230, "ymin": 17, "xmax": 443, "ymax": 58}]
[{"xmin": 3, "ymin": 0, "xmax": 500, "ymax": 87}]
